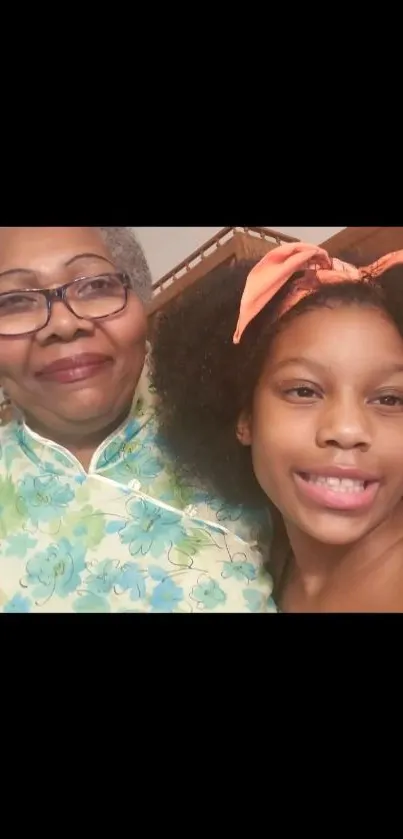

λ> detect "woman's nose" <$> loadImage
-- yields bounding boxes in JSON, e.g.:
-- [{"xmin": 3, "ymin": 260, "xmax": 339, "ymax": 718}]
[{"xmin": 35, "ymin": 299, "xmax": 95, "ymax": 344}]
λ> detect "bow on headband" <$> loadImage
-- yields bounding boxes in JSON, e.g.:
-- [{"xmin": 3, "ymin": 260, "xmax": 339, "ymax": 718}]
[{"xmin": 233, "ymin": 242, "xmax": 403, "ymax": 345}]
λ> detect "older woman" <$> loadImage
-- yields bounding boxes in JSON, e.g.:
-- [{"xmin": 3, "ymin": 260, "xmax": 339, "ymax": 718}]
[{"xmin": 0, "ymin": 227, "xmax": 274, "ymax": 613}]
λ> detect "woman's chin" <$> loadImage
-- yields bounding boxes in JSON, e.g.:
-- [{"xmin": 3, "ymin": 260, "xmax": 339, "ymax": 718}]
[{"xmin": 38, "ymin": 387, "xmax": 134, "ymax": 427}]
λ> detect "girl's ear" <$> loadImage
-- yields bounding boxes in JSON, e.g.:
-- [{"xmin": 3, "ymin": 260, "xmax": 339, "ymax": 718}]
[{"xmin": 236, "ymin": 411, "xmax": 253, "ymax": 446}]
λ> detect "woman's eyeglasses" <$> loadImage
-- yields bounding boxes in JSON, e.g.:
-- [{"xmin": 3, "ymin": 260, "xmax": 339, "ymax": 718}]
[{"xmin": 0, "ymin": 272, "xmax": 131, "ymax": 337}]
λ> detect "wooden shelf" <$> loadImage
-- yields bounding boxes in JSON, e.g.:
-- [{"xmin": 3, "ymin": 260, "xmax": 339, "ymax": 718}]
[
  {"xmin": 147, "ymin": 226, "xmax": 403, "ymax": 328},
  {"xmin": 321, "ymin": 227, "xmax": 403, "ymax": 263},
  {"xmin": 147, "ymin": 226, "xmax": 299, "ymax": 323}
]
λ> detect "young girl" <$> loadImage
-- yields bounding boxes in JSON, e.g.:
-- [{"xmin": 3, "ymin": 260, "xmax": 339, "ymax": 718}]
[{"xmin": 151, "ymin": 243, "xmax": 403, "ymax": 613}]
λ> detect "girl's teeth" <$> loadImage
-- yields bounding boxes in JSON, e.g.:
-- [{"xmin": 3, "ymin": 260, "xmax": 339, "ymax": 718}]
[{"xmin": 305, "ymin": 475, "xmax": 366, "ymax": 493}]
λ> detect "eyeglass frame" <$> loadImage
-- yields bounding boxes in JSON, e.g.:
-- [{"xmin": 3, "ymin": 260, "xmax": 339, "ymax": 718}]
[{"xmin": 0, "ymin": 272, "xmax": 132, "ymax": 338}]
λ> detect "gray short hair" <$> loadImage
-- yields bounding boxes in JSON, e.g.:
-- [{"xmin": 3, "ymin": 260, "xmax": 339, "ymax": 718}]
[{"xmin": 98, "ymin": 227, "xmax": 152, "ymax": 303}]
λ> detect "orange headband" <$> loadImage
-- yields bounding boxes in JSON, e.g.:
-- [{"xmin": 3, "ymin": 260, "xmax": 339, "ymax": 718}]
[{"xmin": 233, "ymin": 242, "xmax": 403, "ymax": 345}]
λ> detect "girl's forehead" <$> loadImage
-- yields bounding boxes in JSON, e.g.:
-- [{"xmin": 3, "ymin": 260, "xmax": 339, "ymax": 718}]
[{"xmin": 265, "ymin": 305, "xmax": 403, "ymax": 372}]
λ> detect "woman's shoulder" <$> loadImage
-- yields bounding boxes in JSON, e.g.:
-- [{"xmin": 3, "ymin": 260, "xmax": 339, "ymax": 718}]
[
  {"xmin": 0, "ymin": 418, "xmax": 21, "ymax": 472},
  {"xmin": 0, "ymin": 400, "xmax": 15, "ymax": 429},
  {"xmin": 187, "ymin": 491, "xmax": 271, "ymax": 547}
]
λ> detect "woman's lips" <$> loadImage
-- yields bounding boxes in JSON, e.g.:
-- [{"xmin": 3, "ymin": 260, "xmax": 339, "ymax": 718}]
[
  {"xmin": 293, "ymin": 470, "xmax": 381, "ymax": 512},
  {"xmin": 37, "ymin": 353, "xmax": 112, "ymax": 384}
]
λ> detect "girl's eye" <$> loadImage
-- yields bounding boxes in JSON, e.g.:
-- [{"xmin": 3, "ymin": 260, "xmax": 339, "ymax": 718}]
[
  {"xmin": 373, "ymin": 394, "xmax": 403, "ymax": 407},
  {"xmin": 285, "ymin": 386, "xmax": 319, "ymax": 399}
]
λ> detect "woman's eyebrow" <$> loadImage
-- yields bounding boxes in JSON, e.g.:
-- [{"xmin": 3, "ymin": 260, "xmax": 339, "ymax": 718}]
[
  {"xmin": 0, "ymin": 253, "xmax": 114, "ymax": 282},
  {"xmin": 64, "ymin": 253, "xmax": 114, "ymax": 268},
  {"xmin": 0, "ymin": 267, "xmax": 33, "ymax": 280}
]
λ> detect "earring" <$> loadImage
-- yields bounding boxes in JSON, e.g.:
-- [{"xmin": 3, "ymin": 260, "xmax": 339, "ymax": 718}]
[
  {"xmin": 236, "ymin": 418, "xmax": 252, "ymax": 446},
  {"xmin": 0, "ymin": 389, "xmax": 13, "ymax": 427}
]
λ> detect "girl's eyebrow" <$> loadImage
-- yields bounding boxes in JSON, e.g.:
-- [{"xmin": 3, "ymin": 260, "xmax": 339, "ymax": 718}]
[
  {"xmin": 270, "ymin": 357, "xmax": 326, "ymax": 374},
  {"xmin": 271, "ymin": 357, "xmax": 403, "ymax": 377}
]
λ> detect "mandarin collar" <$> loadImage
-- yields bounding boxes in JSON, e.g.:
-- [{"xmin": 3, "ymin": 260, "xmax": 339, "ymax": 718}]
[{"xmin": 13, "ymin": 362, "xmax": 156, "ymax": 476}]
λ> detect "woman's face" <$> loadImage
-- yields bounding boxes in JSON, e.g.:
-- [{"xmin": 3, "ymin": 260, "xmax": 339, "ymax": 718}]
[
  {"xmin": 0, "ymin": 227, "xmax": 147, "ymax": 436},
  {"xmin": 238, "ymin": 305, "xmax": 403, "ymax": 546}
]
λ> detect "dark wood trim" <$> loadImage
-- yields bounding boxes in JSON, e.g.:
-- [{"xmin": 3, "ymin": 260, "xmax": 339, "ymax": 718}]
[
  {"xmin": 147, "ymin": 229, "xmax": 286, "ymax": 318},
  {"xmin": 321, "ymin": 227, "xmax": 403, "ymax": 262},
  {"xmin": 151, "ymin": 227, "xmax": 233, "ymax": 293},
  {"xmin": 320, "ymin": 227, "xmax": 382, "ymax": 256},
  {"xmin": 148, "ymin": 236, "xmax": 240, "ymax": 316}
]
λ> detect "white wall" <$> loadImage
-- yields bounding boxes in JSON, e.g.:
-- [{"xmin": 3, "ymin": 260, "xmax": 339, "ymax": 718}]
[{"xmin": 134, "ymin": 227, "xmax": 345, "ymax": 283}]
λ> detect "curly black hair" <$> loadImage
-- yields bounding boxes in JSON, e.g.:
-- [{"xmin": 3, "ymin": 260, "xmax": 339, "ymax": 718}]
[{"xmin": 151, "ymin": 255, "xmax": 403, "ymax": 516}]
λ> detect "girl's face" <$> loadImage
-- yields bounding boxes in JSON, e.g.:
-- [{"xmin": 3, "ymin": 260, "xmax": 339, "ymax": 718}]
[{"xmin": 238, "ymin": 305, "xmax": 403, "ymax": 546}]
